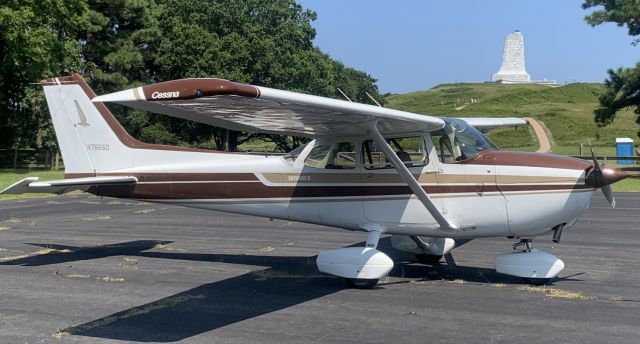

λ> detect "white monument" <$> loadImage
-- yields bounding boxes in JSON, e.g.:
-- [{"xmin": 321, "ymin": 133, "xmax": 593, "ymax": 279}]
[
  {"xmin": 491, "ymin": 31, "xmax": 531, "ymax": 83},
  {"xmin": 489, "ymin": 31, "xmax": 556, "ymax": 84}
]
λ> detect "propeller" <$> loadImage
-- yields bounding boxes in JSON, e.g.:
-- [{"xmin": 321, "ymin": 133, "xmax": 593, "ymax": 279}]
[
  {"xmin": 586, "ymin": 141, "xmax": 622, "ymax": 208},
  {"xmin": 588, "ymin": 142, "xmax": 614, "ymax": 207}
]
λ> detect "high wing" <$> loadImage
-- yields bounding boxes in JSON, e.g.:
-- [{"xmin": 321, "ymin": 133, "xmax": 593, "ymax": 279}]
[
  {"xmin": 460, "ymin": 117, "xmax": 528, "ymax": 133},
  {"xmin": 1, "ymin": 176, "xmax": 138, "ymax": 195},
  {"xmin": 92, "ymin": 78, "xmax": 445, "ymax": 137}
]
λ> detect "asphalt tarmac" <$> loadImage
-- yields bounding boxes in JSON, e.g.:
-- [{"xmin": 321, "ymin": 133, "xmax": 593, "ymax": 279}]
[{"xmin": 0, "ymin": 193, "xmax": 638, "ymax": 343}]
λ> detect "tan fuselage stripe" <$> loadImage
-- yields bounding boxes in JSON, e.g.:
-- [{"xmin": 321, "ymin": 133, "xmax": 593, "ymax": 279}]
[{"xmin": 260, "ymin": 173, "xmax": 582, "ymax": 185}]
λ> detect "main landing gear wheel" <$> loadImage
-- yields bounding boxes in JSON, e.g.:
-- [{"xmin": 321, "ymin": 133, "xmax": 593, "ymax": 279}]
[
  {"xmin": 345, "ymin": 278, "xmax": 379, "ymax": 289},
  {"xmin": 415, "ymin": 254, "xmax": 443, "ymax": 265}
]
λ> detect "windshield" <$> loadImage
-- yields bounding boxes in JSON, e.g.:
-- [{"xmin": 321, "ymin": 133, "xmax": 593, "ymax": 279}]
[{"xmin": 432, "ymin": 118, "xmax": 497, "ymax": 162}]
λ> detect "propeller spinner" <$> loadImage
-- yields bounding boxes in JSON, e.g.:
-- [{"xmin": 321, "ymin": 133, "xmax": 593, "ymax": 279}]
[{"xmin": 584, "ymin": 143, "xmax": 631, "ymax": 208}]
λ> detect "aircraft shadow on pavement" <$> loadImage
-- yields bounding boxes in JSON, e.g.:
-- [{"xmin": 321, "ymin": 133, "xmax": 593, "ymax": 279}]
[
  {"xmin": 0, "ymin": 240, "xmax": 171, "ymax": 266},
  {"xmin": 1, "ymin": 238, "xmax": 581, "ymax": 342}
]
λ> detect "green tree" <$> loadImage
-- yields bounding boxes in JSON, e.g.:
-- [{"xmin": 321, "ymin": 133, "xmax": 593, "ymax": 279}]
[
  {"xmin": 82, "ymin": 0, "xmax": 161, "ymax": 93},
  {"xmin": 583, "ymin": 0, "xmax": 640, "ymax": 135},
  {"xmin": 0, "ymin": 0, "xmax": 381, "ymax": 153},
  {"xmin": 150, "ymin": 0, "xmax": 380, "ymax": 151},
  {"xmin": 0, "ymin": 0, "xmax": 89, "ymax": 149}
]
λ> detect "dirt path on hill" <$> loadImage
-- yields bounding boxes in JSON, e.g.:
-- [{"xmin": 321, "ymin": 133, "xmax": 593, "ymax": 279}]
[{"xmin": 524, "ymin": 117, "xmax": 551, "ymax": 153}]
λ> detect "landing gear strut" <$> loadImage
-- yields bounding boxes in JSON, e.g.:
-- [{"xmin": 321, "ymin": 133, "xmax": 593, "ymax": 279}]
[{"xmin": 513, "ymin": 238, "xmax": 533, "ymax": 251}]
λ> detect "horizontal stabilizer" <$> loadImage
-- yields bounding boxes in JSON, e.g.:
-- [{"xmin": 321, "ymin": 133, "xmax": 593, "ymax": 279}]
[{"xmin": 1, "ymin": 176, "xmax": 138, "ymax": 195}]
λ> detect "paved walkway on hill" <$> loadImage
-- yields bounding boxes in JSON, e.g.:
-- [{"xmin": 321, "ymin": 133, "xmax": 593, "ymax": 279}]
[{"xmin": 524, "ymin": 117, "xmax": 551, "ymax": 153}]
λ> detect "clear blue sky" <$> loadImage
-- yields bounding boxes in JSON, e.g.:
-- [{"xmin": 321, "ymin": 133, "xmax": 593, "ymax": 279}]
[{"xmin": 298, "ymin": 0, "xmax": 639, "ymax": 93}]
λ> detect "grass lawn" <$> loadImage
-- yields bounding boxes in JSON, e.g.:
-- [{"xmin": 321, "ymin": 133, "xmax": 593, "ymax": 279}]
[
  {"xmin": 611, "ymin": 177, "xmax": 640, "ymax": 192},
  {"xmin": 0, "ymin": 169, "xmax": 64, "ymax": 201}
]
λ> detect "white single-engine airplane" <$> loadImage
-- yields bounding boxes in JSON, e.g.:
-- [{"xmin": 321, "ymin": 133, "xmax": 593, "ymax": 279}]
[{"xmin": 2, "ymin": 73, "xmax": 630, "ymax": 288}]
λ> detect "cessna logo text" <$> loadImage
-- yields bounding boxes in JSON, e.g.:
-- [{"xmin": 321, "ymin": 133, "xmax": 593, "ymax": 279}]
[{"xmin": 151, "ymin": 91, "xmax": 180, "ymax": 99}]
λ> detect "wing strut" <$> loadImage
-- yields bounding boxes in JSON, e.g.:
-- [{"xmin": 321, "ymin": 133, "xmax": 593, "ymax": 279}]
[{"xmin": 368, "ymin": 122, "xmax": 459, "ymax": 233}]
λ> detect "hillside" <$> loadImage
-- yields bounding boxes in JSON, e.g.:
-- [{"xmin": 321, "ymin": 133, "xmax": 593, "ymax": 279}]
[{"xmin": 385, "ymin": 83, "xmax": 638, "ymax": 155}]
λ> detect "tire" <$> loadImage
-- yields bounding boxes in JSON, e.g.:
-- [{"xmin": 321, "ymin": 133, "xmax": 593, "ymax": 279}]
[
  {"xmin": 525, "ymin": 278, "xmax": 551, "ymax": 286},
  {"xmin": 346, "ymin": 278, "xmax": 379, "ymax": 289},
  {"xmin": 415, "ymin": 254, "xmax": 443, "ymax": 265}
]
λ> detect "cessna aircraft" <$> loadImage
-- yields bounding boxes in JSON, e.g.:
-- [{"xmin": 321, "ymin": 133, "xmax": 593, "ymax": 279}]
[{"xmin": 2, "ymin": 73, "xmax": 630, "ymax": 288}]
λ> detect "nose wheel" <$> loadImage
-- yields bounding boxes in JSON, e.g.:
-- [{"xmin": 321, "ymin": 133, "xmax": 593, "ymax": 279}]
[
  {"xmin": 524, "ymin": 277, "xmax": 551, "ymax": 286},
  {"xmin": 495, "ymin": 238, "xmax": 564, "ymax": 284}
]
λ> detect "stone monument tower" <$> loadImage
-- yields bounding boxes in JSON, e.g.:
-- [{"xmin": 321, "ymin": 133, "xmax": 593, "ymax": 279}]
[{"xmin": 491, "ymin": 31, "xmax": 531, "ymax": 83}]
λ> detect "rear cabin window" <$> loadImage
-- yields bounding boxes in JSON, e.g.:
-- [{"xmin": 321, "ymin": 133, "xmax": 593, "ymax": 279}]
[
  {"xmin": 304, "ymin": 142, "xmax": 356, "ymax": 169},
  {"xmin": 362, "ymin": 136, "xmax": 427, "ymax": 169}
]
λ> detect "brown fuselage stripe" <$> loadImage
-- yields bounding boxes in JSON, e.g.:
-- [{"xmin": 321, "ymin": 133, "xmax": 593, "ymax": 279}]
[
  {"xmin": 89, "ymin": 181, "xmax": 589, "ymax": 200},
  {"xmin": 67, "ymin": 172, "xmax": 589, "ymax": 199}
]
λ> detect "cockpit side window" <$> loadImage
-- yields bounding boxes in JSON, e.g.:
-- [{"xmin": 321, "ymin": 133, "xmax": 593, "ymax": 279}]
[
  {"xmin": 431, "ymin": 118, "xmax": 498, "ymax": 163},
  {"xmin": 304, "ymin": 142, "xmax": 356, "ymax": 169},
  {"xmin": 431, "ymin": 133, "xmax": 457, "ymax": 163},
  {"xmin": 362, "ymin": 136, "xmax": 427, "ymax": 169}
]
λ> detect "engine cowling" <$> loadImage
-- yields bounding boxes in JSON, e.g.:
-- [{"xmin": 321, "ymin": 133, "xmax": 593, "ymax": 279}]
[{"xmin": 316, "ymin": 247, "xmax": 394, "ymax": 279}]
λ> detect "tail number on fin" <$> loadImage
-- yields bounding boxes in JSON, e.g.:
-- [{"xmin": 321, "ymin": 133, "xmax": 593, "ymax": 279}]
[{"xmin": 86, "ymin": 144, "xmax": 110, "ymax": 151}]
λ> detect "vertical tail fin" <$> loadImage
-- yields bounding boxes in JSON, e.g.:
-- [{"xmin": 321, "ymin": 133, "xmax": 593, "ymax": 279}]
[{"xmin": 42, "ymin": 74, "xmax": 134, "ymax": 175}]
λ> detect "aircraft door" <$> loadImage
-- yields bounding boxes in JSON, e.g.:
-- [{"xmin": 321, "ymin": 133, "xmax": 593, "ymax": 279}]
[
  {"xmin": 287, "ymin": 141, "xmax": 364, "ymax": 229},
  {"xmin": 361, "ymin": 135, "xmax": 441, "ymax": 227},
  {"xmin": 430, "ymin": 131, "xmax": 510, "ymax": 236}
]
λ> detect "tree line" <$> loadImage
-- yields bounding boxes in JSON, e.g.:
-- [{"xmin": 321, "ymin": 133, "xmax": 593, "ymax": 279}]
[
  {"xmin": 0, "ymin": 0, "xmax": 381, "ymax": 152},
  {"xmin": 583, "ymin": 1, "xmax": 640, "ymax": 137}
]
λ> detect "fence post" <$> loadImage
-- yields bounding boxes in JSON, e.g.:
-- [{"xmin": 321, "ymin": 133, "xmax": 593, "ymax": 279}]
[
  {"xmin": 12, "ymin": 149, "xmax": 18, "ymax": 169},
  {"xmin": 54, "ymin": 151, "xmax": 60, "ymax": 170}
]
